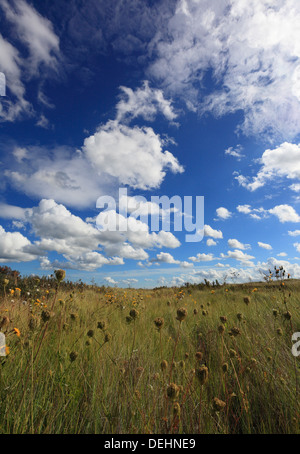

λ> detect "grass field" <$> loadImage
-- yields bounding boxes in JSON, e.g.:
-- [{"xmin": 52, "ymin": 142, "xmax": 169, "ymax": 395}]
[{"xmin": 0, "ymin": 272, "xmax": 299, "ymax": 434}]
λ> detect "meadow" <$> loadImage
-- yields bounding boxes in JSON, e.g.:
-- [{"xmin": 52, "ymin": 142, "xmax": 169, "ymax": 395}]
[{"xmin": 0, "ymin": 269, "xmax": 299, "ymax": 434}]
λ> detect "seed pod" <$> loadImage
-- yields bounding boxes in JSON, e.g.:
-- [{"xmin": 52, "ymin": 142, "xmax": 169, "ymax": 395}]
[
  {"xmin": 154, "ymin": 317, "xmax": 164, "ymax": 330},
  {"xmin": 54, "ymin": 269, "xmax": 66, "ymax": 282},
  {"xmin": 104, "ymin": 333, "xmax": 112, "ymax": 343},
  {"xmin": 176, "ymin": 307, "xmax": 187, "ymax": 322},
  {"xmin": 97, "ymin": 321, "xmax": 107, "ymax": 330},
  {"xmin": 218, "ymin": 325, "xmax": 225, "ymax": 335},
  {"xmin": 173, "ymin": 402, "xmax": 181, "ymax": 418},
  {"xmin": 213, "ymin": 397, "xmax": 226, "ymax": 412},
  {"xmin": 243, "ymin": 297, "xmax": 251, "ymax": 305},
  {"xmin": 129, "ymin": 309, "xmax": 139, "ymax": 320},
  {"xmin": 195, "ymin": 365, "xmax": 208, "ymax": 385},
  {"xmin": 161, "ymin": 360, "xmax": 168, "ymax": 371},
  {"xmin": 195, "ymin": 351, "xmax": 203, "ymax": 361},
  {"xmin": 69, "ymin": 351, "xmax": 78, "ymax": 362},
  {"xmin": 167, "ymin": 383, "xmax": 180, "ymax": 400},
  {"xmin": 222, "ymin": 363, "xmax": 229, "ymax": 373},
  {"xmin": 41, "ymin": 310, "xmax": 51, "ymax": 323}
]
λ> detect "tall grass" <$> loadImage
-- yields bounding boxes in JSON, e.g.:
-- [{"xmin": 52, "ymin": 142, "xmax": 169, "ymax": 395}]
[{"xmin": 0, "ymin": 279, "xmax": 299, "ymax": 434}]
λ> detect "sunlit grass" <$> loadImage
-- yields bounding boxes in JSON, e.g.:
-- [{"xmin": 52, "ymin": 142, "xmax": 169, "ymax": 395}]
[{"xmin": 0, "ymin": 276, "xmax": 299, "ymax": 434}]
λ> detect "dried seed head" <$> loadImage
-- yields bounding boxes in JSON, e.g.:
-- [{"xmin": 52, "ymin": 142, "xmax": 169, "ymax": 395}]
[
  {"xmin": 0, "ymin": 316, "xmax": 10, "ymax": 330},
  {"xmin": 87, "ymin": 329, "xmax": 94, "ymax": 338},
  {"xmin": 283, "ymin": 311, "xmax": 292, "ymax": 320},
  {"xmin": 218, "ymin": 324, "xmax": 225, "ymax": 335},
  {"xmin": 69, "ymin": 351, "xmax": 78, "ymax": 362},
  {"xmin": 176, "ymin": 307, "xmax": 187, "ymax": 322},
  {"xmin": 97, "ymin": 321, "xmax": 107, "ymax": 330},
  {"xmin": 222, "ymin": 363, "xmax": 229, "ymax": 373},
  {"xmin": 229, "ymin": 327, "xmax": 241, "ymax": 337},
  {"xmin": 195, "ymin": 365, "xmax": 208, "ymax": 386},
  {"xmin": 220, "ymin": 316, "xmax": 227, "ymax": 324},
  {"xmin": 273, "ymin": 309, "xmax": 278, "ymax": 318},
  {"xmin": 213, "ymin": 397, "xmax": 226, "ymax": 412},
  {"xmin": 154, "ymin": 317, "xmax": 164, "ymax": 330},
  {"xmin": 243, "ymin": 296, "xmax": 251, "ymax": 305},
  {"xmin": 41, "ymin": 310, "xmax": 51, "ymax": 323},
  {"xmin": 193, "ymin": 309, "xmax": 198, "ymax": 315},
  {"xmin": 195, "ymin": 351, "xmax": 203, "ymax": 361},
  {"xmin": 129, "ymin": 309, "xmax": 139, "ymax": 320},
  {"xmin": 173, "ymin": 402, "xmax": 181, "ymax": 417},
  {"xmin": 167, "ymin": 383, "xmax": 180, "ymax": 400},
  {"xmin": 161, "ymin": 360, "xmax": 168, "ymax": 371},
  {"xmin": 54, "ymin": 269, "xmax": 66, "ymax": 282},
  {"xmin": 276, "ymin": 328, "xmax": 283, "ymax": 336},
  {"xmin": 104, "ymin": 333, "xmax": 112, "ymax": 343}
]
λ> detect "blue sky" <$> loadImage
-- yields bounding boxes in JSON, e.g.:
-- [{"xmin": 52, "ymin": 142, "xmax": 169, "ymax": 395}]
[{"xmin": 1, "ymin": 0, "xmax": 300, "ymax": 287}]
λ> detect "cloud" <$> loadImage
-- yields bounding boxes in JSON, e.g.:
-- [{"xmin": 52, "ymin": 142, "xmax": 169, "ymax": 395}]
[
  {"xmin": 288, "ymin": 230, "xmax": 300, "ymax": 237},
  {"xmin": 277, "ymin": 252, "xmax": 287, "ymax": 257},
  {"xmin": 206, "ymin": 238, "xmax": 217, "ymax": 246},
  {"xmin": 83, "ymin": 120, "xmax": 183, "ymax": 190},
  {"xmin": 221, "ymin": 249, "xmax": 255, "ymax": 264},
  {"xmin": 0, "ymin": 203, "xmax": 26, "ymax": 220},
  {"xmin": 225, "ymin": 145, "xmax": 244, "ymax": 160},
  {"xmin": 0, "ymin": 33, "xmax": 30, "ymax": 121},
  {"xmin": 96, "ymin": 209, "xmax": 181, "ymax": 250},
  {"xmin": 5, "ymin": 123, "xmax": 183, "ymax": 209},
  {"xmin": 153, "ymin": 252, "xmax": 180, "ymax": 264},
  {"xmin": 189, "ymin": 253, "xmax": 215, "ymax": 262},
  {"xmin": 148, "ymin": 0, "xmax": 300, "ymax": 140},
  {"xmin": 203, "ymin": 224, "xmax": 223, "ymax": 239},
  {"xmin": 258, "ymin": 241, "xmax": 272, "ymax": 250},
  {"xmin": 116, "ymin": 81, "xmax": 177, "ymax": 123},
  {"xmin": 228, "ymin": 239, "xmax": 250, "ymax": 250},
  {"xmin": 216, "ymin": 207, "xmax": 232, "ymax": 220},
  {"xmin": 0, "ymin": 198, "xmax": 182, "ymax": 270},
  {"xmin": 269, "ymin": 204, "xmax": 300, "ymax": 223},
  {"xmin": 237, "ymin": 204, "xmax": 252, "ymax": 214},
  {"xmin": 0, "ymin": 0, "xmax": 61, "ymax": 121},
  {"xmin": 4, "ymin": 146, "xmax": 112, "ymax": 209},
  {"xmin": 104, "ymin": 277, "xmax": 118, "ymax": 285},
  {"xmin": 290, "ymin": 183, "xmax": 300, "ymax": 192},
  {"xmin": 236, "ymin": 142, "xmax": 300, "ymax": 191},
  {"xmin": 1, "ymin": 0, "xmax": 60, "ymax": 73},
  {"xmin": 0, "ymin": 225, "xmax": 37, "ymax": 262},
  {"xmin": 294, "ymin": 243, "xmax": 300, "ymax": 253}
]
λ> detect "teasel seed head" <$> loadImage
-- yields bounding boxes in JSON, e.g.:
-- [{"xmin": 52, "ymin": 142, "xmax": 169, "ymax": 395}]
[
  {"xmin": 176, "ymin": 307, "xmax": 187, "ymax": 322},
  {"xmin": 195, "ymin": 365, "xmax": 208, "ymax": 386}
]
